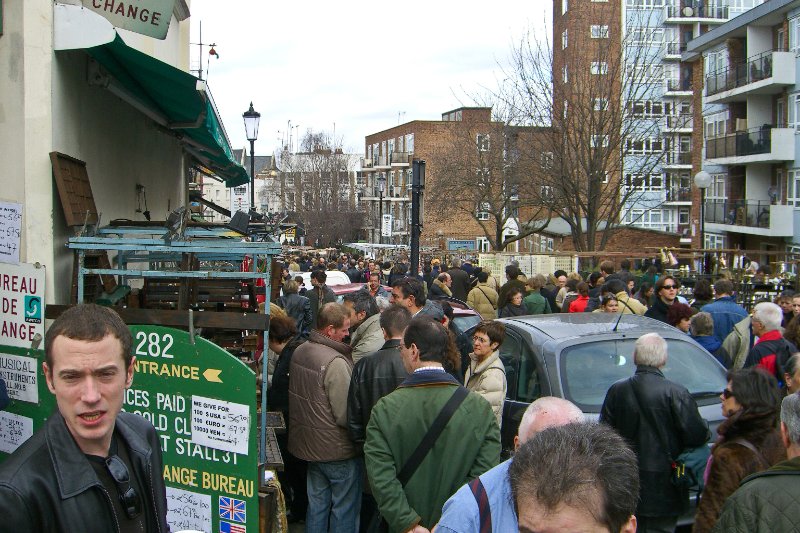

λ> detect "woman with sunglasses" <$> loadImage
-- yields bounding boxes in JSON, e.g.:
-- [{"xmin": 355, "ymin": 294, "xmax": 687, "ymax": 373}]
[
  {"xmin": 693, "ymin": 368, "xmax": 785, "ymax": 532},
  {"xmin": 644, "ymin": 276, "xmax": 680, "ymax": 324}
]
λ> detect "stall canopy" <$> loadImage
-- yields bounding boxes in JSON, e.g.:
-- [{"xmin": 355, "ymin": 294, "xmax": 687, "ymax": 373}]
[{"xmin": 53, "ymin": 3, "xmax": 249, "ymax": 187}]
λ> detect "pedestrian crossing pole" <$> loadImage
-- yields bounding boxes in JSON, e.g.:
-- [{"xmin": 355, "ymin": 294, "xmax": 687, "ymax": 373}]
[{"xmin": 410, "ymin": 159, "xmax": 425, "ymax": 277}]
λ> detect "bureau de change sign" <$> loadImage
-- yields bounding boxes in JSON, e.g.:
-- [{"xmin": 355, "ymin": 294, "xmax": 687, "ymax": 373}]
[{"xmin": 124, "ymin": 325, "xmax": 258, "ymax": 533}]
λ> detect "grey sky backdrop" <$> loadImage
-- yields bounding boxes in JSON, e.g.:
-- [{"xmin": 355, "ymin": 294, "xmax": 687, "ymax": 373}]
[{"xmin": 189, "ymin": 1, "xmax": 550, "ymax": 158}]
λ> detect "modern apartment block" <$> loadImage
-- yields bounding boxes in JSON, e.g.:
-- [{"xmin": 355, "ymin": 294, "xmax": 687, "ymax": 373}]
[
  {"xmin": 555, "ymin": 0, "xmax": 763, "ymax": 243},
  {"xmin": 686, "ymin": 0, "xmax": 800, "ymax": 263}
]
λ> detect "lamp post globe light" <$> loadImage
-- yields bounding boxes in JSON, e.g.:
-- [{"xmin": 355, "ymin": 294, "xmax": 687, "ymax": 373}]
[
  {"xmin": 242, "ymin": 102, "xmax": 261, "ymax": 213},
  {"xmin": 694, "ymin": 170, "xmax": 712, "ymax": 272},
  {"xmin": 377, "ymin": 174, "xmax": 386, "ymax": 244}
]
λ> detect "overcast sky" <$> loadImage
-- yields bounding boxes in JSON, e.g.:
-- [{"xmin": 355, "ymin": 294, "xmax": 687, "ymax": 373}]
[{"xmin": 188, "ymin": 1, "xmax": 550, "ymax": 157}]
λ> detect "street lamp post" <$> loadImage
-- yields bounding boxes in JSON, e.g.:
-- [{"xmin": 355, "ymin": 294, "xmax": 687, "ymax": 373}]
[
  {"xmin": 242, "ymin": 102, "xmax": 261, "ymax": 214},
  {"xmin": 694, "ymin": 170, "xmax": 712, "ymax": 273},
  {"xmin": 377, "ymin": 174, "xmax": 386, "ymax": 244}
]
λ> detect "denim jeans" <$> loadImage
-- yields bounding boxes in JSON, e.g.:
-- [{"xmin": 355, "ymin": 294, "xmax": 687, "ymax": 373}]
[{"xmin": 306, "ymin": 457, "xmax": 362, "ymax": 532}]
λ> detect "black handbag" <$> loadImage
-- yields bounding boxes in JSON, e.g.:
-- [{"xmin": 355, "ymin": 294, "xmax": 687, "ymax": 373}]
[{"xmin": 367, "ymin": 386, "xmax": 469, "ymax": 533}]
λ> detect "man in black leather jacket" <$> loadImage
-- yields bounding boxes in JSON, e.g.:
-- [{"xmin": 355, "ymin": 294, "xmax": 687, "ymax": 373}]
[
  {"xmin": 600, "ymin": 332, "xmax": 709, "ymax": 533},
  {"xmin": 347, "ymin": 304, "xmax": 411, "ymax": 452},
  {"xmin": 0, "ymin": 304, "xmax": 169, "ymax": 532}
]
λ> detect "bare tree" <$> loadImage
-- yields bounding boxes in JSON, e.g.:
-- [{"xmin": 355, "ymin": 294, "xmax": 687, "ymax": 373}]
[
  {"xmin": 494, "ymin": 7, "xmax": 674, "ymax": 252},
  {"xmin": 278, "ymin": 130, "xmax": 364, "ymax": 246},
  {"xmin": 426, "ymin": 112, "xmax": 551, "ymax": 251}
]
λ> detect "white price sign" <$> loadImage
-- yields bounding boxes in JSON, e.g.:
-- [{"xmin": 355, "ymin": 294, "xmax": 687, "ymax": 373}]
[{"xmin": 381, "ymin": 214, "xmax": 393, "ymax": 237}]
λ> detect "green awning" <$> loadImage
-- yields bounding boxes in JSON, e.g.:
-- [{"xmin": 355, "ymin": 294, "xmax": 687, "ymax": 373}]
[{"xmin": 85, "ymin": 35, "xmax": 249, "ymax": 187}]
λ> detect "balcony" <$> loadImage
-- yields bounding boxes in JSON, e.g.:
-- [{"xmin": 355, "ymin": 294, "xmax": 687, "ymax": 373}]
[
  {"xmin": 374, "ymin": 155, "xmax": 390, "ymax": 169},
  {"xmin": 662, "ymin": 114, "xmax": 693, "ymax": 132},
  {"xmin": 705, "ymin": 50, "xmax": 794, "ymax": 103},
  {"xmin": 663, "ymin": 151, "xmax": 692, "ymax": 168},
  {"xmin": 664, "ymin": 78, "xmax": 692, "ymax": 96},
  {"xmin": 361, "ymin": 158, "xmax": 374, "ymax": 171},
  {"xmin": 664, "ymin": 187, "xmax": 692, "ymax": 203},
  {"xmin": 705, "ymin": 199, "xmax": 794, "ymax": 237},
  {"xmin": 664, "ymin": 2, "xmax": 729, "ymax": 23},
  {"xmin": 664, "ymin": 42, "xmax": 688, "ymax": 59},
  {"xmin": 391, "ymin": 151, "xmax": 410, "ymax": 166},
  {"xmin": 705, "ymin": 126, "xmax": 794, "ymax": 164}
]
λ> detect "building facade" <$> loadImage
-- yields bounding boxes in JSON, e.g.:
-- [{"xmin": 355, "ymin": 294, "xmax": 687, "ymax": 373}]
[{"xmin": 687, "ymin": 0, "xmax": 800, "ymax": 267}]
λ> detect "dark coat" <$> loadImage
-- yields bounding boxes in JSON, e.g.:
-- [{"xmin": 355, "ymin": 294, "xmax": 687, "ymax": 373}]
[
  {"xmin": 497, "ymin": 279, "xmax": 527, "ymax": 309},
  {"xmin": 692, "ymin": 335, "xmax": 732, "ymax": 368},
  {"xmin": 693, "ymin": 410, "xmax": 786, "ymax": 533},
  {"xmin": 0, "ymin": 411, "xmax": 169, "ymax": 532},
  {"xmin": 346, "ymin": 339, "xmax": 408, "ymax": 452},
  {"xmin": 308, "ymin": 283, "xmax": 336, "ymax": 328},
  {"xmin": 267, "ymin": 335, "xmax": 307, "ymax": 417},
  {"xmin": 447, "ymin": 267, "xmax": 471, "ymax": 302},
  {"xmin": 600, "ymin": 366, "xmax": 710, "ymax": 518},
  {"xmin": 644, "ymin": 297, "xmax": 672, "ymax": 324},
  {"xmin": 279, "ymin": 292, "xmax": 313, "ymax": 336},
  {"xmin": 499, "ymin": 302, "xmax": 527, "ymax": 318}
]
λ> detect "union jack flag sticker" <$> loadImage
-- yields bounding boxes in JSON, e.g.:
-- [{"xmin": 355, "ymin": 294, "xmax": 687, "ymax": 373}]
[{"xmin": 219, "ymin": 496, "xmax": 246, "ymax": 523}]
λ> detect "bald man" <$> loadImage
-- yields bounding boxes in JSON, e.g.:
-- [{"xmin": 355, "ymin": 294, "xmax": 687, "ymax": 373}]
[{"xmin": 434, "ymin": 397, "xmax": 584, "ymax": 532}]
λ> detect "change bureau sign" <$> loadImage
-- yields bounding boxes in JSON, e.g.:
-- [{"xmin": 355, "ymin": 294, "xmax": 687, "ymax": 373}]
[{"xmin": 124, "ymin": 325, "xmax": 258, "ymax": 533}]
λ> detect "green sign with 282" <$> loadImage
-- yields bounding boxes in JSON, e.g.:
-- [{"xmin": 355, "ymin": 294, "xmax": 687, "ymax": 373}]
[{"xmin": 124, "ymin": 326, "xmax": 258, "ymax": 533}]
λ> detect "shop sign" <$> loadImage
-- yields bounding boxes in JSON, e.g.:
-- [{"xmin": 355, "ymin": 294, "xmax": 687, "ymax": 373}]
[
  {"xmin": 0, "ymin": 345, "xmax": 55, "ymax": 458},
  {"xmin": 125, "ymin": 325, "xmax": 258, "ymax": 533},
  {"xmin": 230, "ymin": 185, "xmax": 250, "ymax": 215},
  {"xmin": 447, "ymin": 239, "xmax": 477, "ymax": 251},
  {"xmin": 0, "ymin": 262, "xmax": 45, "ymax": 349},
  {"xmin": 381, "ymin": 214, "xmax": 393, "ymax": 237},
  {"xmin": 84, "ymin": 0, "xmax": 175, "ymax": 40}
]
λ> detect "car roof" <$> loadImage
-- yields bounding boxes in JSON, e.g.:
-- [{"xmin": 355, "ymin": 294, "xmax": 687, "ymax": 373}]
[
  {"xmin": 331, "ymin": 282, "xmax": 390, "ymax": 295},
  {"xmin": 497, "ymin": 313, "xmax": 680, "ymax": 341}
]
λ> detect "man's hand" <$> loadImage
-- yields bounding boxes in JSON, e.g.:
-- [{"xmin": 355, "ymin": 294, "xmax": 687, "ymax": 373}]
[{"xmin": 407, "ymin": 526, "xmax": 430, "ymax": 533}]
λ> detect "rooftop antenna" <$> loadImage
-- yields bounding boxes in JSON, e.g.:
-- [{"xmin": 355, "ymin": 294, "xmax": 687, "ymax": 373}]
[{"xmin": 190, "ymin": 21, "xmax": 219, "ymax": 80}]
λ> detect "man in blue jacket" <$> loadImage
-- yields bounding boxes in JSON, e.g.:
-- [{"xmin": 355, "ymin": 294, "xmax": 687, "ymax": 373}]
[{"xmin": 701, "ymin": 279, "xmax": 748, "ymax": 344}]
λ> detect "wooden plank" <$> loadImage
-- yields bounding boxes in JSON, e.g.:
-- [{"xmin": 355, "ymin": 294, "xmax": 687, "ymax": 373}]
[
  {"xmin": 46, "ymin": 305, "xmax": 270, "ymax": 330},
  {"xmin": 50, "ymin": 152, "xmax": 98, "ymax": 227}
]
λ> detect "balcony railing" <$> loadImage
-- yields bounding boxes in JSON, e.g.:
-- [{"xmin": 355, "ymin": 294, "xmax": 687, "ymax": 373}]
[
  {"xmin": 664, "ymin": 151, "xmax": 692, "ymax": 165},
  {"xmin": 374, "ymin": 155, "xmax": 389, "ymax": 168},
  {"xmin": 665, "ymin": 2, "xmax": 728, "ymax": 20},
  {"xmin": 665, "ymin": 78, "xmax": 692, "ymax": 92},
  {"xmin": 391, "ymin": 151, "xmax": 410, "ymax": 165},
  {"xmin": 361, "ymin": 158, "xmax": 373, "ymax": 169},
  {"xmin": 665, "ymin": 42, "xmax": 688, "ymax": 56},
  {"xmin": 706, "ymin": 50, "xmax": 779, "ymax": 96},
  {"xmin": 664, "ymin": 114, "xmax": 693, "ymax": 130},
  {"xmin": 705, "ymin": 126, "xmax": 772, "ymax": 159},
  {"xmin": 705, "ymin": 199, "xmax": 773, "ymax": 228},
  {"xmin": 665, "ymin": 187, "xmax": 692, "ymax": 202}
]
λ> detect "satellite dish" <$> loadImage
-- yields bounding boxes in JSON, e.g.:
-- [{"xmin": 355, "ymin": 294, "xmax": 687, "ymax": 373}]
[{"xmin": 683, "ymin": 6, "xmax": 694, "ymax": 16}]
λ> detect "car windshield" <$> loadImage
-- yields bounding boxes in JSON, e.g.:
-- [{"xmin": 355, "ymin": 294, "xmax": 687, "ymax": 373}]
[
  {"xmin": 453, "ymin": 315, "xmax": 481, "ymax": 335},
  {"xmin": 560, "ymin": 338, "xmax": 727, "ymax": 413}
]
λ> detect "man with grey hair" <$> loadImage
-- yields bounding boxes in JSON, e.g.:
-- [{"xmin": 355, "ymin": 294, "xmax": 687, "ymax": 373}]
[
  {"xmin": 436, "ymin": 397, "xmax": 584, "ymax": 532},
  {"xmin": 713, "ymin": 392, "xmax": 800, "ymax": 532},
  {"xmin": 342, "ymin": 291, "xmax": 383, "ymax": 363},
  {"xmin": 600, "ymin": 333, "xmax": 709, "ymax": 533},
  {"xmin": 745, "ymin": 301, "xmax": 797, "ymax": 381},
  {"xmin": 510, "ymin": 423, "xmax": 639, "ymax": 533}
]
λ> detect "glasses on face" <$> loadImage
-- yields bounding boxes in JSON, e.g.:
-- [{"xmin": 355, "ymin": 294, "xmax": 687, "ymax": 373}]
[
  {"xmin": 105, "ymin": 455, "xmax": 142, "ymax": 520},
  {"xmin": 662, "ymin": 285, "xmax": 678, "ymax": 290},
  {"xmin": 721, "ymin": 388, "xmax": 735, "ymax": 400},
  {"xmin": 472, "ymin": 336, "xmax": 490, "ymax": 344}
]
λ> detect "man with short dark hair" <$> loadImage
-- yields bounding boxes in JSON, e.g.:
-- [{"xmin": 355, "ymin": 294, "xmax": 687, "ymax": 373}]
[
  {"xmin": 365, "ymin": 317, "xmax": 500, "ymax": 532},
  {"xmin": 701, "ymin": 279, "xmax": 748, "ymax": 343},
  {"xmin": 510, "ymin": 423, "xmax": 639, "ymax": 533},
  {"xmin": 391, "ymin": 277, "xmax": 444, "ymax": 321},
  {"xmin": 362, "ymin": 270, "xmax": 389, "ymax": 299},
  {"xmin": 713, "ymin": 391, "xmax": 800, "ymax": 532},
  {"xmin": 437, "ymin": 397, "xmax": 583, "ymax": 532},
  {"xmin": 600, "ymin": 333, "xmax": 709, "ymax": 533},
  {"xmin": 0, "ymin": 304, "xmax": 169, "ymax": 532},
  {"xmin": 288, "ymin": 302, "xmax": 361, "ymax": 531},
  {"xmin": 343, "ymin": 291, "xmax": 384, "ymax": 363},
  {"xmin": 308, "ymin": 269, "xmax": 336, "ymax": 327}
]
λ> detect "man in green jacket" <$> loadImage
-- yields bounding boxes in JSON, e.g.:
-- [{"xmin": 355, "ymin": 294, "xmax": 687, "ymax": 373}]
[
  {"xmin": 364, "ymin": 317, "xmax": 501, "ymax": 532},
  {"xmin": 713, "ymin": 391, "xmax": 800, "ymax": 532}
]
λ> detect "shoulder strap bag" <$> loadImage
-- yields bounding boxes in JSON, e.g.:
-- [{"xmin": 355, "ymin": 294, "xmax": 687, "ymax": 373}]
[{"xmin": 368, "ymin": 385, "xmax": 470, "ymax": 533}]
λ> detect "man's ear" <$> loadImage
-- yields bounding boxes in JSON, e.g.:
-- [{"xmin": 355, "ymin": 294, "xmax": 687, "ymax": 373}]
[
  {"xmin": 620, "ymin": 515, "xmax": 637, "ymax": 533},
  {"xmin": 126, "ymin": 357, "xmax": 136, "ymax": 388},
  {"xmin": 781, "ymin": 421, "xmax": 791, "ymax": 449},
  {"xmin": 43, "ymin": 362, "xmax": 56, "ymax": 394}
]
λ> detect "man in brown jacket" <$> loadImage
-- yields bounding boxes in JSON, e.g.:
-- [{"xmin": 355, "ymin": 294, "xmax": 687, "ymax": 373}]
[{"xmin": 288, "ymin": 303, "xmax": 361, "ymax": 531}]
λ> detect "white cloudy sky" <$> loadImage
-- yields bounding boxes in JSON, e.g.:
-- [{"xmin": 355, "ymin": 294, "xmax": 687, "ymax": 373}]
[{"xmin": 188, "ymin": 1, "xmax": 550, "ymax": 157}]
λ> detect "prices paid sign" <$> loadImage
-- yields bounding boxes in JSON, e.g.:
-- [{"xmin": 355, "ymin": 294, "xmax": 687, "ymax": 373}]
[{"xmin": 124, "ymin": 326, "xmax": 258, "ymax": 533}]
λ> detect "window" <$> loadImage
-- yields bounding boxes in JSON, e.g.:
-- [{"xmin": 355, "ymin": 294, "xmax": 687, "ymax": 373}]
[
  {"xmin": 625, "ymin": 138, "xmax": 664, "ymax": 155},
  {"xmin": 563, "ymin": 65, "xmax": 568, "ymax": 83},
  {"xmin": 788, "ymin": 169, "xmax": 800, "ymax": 206},
  {"xmin": 562, "ymin": 29, "xmax": 568, "ymax": 49},
  {"xmin": 406, "ymin": 134, "xmax": 414, "ymax": 153},
  {"xmin": 630, "ymin": 100, "xmax": 664, "ymax": 118},
  {"xmin": 789, "ymin": 93, "xmax": 800, "ymax": 129},
  {"xmin": 541, "ymin": 186, "xmax": 556, "ymax": 201},
  {"xmin": 704, "ymin": 111, "xmax": 728, "ymax": 138},
  {"xmin": 705, "ymin": 233, "xmax": 726, "ymax": 249},
  {"xmin": 678, "ymin": 208, "xmax": 690, "ymax": 225},
  {"xmin": 594, "ymin": 98, "xmax": 609, "ymax": 111},
  {"xmin": 591, "ymin": 135, "xmax": 609, "ymax": 148},
  {"xmin": 563, "ymin": 100, "xmax": 569, "ymax": 119},
  {"xmin": 477, "ymin": 134, "xmax": 490, "ymax": 151},
  {"xmin": 562, "ymin": 0, "xmax": 568, "ymax": 14},
  {"xmin": 477, "ymin": 202, "xmax": 491, "ymax": 220},
  {"xmin": 591, "ymin": 25, "xmax": 609, "ymax": 39},
  {"xmin": 625, "ymin": 0, "xmax": 665, "ymax": 7},
  {"xmin": 624, "ymin": 173, "xmax": 664, "ymax": 190},
  {"xmin": 591, "ymin": 62, "xmax": 608, "ymax": 75},
  {"xmin": 708, "ymin": 173, "xmax": 726, "ymax": 200},
  {"xmin": 789, "ymin": 18, "xmax": 800, "ymax": 51},
  {"xmin": 541, "ymin": 152, "xmax": 554, "ymax": 169},
  {"xmin": 777, "ymin": 99, "xmax": 786, "ymax": 128}
]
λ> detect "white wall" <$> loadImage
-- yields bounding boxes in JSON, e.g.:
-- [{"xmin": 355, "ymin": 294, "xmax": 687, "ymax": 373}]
[{"xmin": 745, "ymin": 163, "xmax": 771, "ymax": 201}]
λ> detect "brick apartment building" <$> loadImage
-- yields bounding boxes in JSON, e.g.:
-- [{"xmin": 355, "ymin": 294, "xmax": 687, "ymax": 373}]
[{"xmin": 361, "ymin": 107, "xmax": 553, "ymax": 252}]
